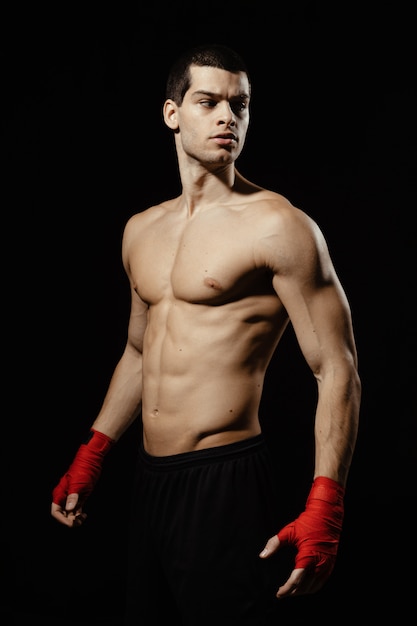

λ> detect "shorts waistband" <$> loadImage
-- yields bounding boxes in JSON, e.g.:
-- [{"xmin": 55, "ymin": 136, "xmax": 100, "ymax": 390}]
[{"xmin": 139, "ymin": 433, "xmax": 265, "ymax": 471}]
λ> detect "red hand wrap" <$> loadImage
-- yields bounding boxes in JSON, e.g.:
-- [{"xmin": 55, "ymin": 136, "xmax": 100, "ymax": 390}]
[
  {"xmin": 52, "ymin": 429, "xmax": 115, "ymax": 507},
  {"xmin": 277, "ymin": 476, "xmax": 345, "ymax": 575}
]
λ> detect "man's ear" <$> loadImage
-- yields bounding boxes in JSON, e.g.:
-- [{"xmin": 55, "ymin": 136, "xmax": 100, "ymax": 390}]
[{"xmin": 163, "ymin": 99, "xmax": 179, "ymax": 130}]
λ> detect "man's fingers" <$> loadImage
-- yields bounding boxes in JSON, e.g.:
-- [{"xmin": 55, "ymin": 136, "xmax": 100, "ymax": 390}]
[
  {"xmin": 51, "ymin": 506, "xmax": 87, "ymax": 527},
  {"xmin": 67, "ymin": 510, "xmax": 87, "ymax": 527},
  {"xmin": 276, "ymin": 568, "xmax": 306, "ymax": 598},
  {"xmin": 51, "ymin": 504, "xmax": 76, "ymax": 527},
  {"xmin": 259, "ymin": 534, "xmax": 280, "ymax": 558},
  {"xmin": 51, "ymin": 494, "xmax": 86, "ymax": 528},
  {"xmin": 65, "ymin": 492, "xmax": 80, "ymax": 511}
]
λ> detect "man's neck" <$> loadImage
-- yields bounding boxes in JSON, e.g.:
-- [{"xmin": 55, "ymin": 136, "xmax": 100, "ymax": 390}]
[{"xmin": 178, "ymin": 161, "xmax": 237, "ymax": 216}]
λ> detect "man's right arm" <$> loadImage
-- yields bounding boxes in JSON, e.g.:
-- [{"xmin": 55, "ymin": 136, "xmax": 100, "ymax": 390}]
[{"xmin": 51, "ymin": 220, "xmax": 149, "ymax": 527}]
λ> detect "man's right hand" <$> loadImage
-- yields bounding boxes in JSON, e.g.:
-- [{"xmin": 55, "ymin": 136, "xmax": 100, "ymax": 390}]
[
  {"xmin": 51, "ymin": 429, "xmax": 115, "ymax": 527},
  {"xmin": 51, "ymin": 492, "xmax": 87, "ymax": 527}
]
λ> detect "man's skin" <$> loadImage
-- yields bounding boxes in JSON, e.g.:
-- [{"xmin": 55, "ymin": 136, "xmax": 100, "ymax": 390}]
[{"xmin": 51, "ymin": 65, "xmax": 361, "ymax": 599}]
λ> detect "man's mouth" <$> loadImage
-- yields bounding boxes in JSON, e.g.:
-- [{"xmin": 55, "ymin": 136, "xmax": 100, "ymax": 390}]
[{"xmin": 212, "ymin": 133, "xmax": 237, "ymax": 145}]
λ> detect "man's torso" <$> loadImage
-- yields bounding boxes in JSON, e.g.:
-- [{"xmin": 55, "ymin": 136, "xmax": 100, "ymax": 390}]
[{"xmin": 127, "ymin": 191, "xmax": 291, "ymax": 454}]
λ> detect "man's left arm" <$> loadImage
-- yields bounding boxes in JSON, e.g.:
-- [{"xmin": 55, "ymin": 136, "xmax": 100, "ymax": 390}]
[{"xmin": 258, "ymin": 207, "xmax": 361, "ymax": 597}]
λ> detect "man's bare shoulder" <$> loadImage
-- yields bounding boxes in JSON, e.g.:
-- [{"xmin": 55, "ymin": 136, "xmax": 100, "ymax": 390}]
[
  {"xmin": 123, "ymin": 198, "xmax": 179, "ymax": 235},
  {"xmin": 248, "ymin": 188, "xmax": 294, "ymax": 211},
  {"xmin": 242, "ymin": 186, "xmax": 314, "ymax": 232},
  {"xmin": 128, "ymin": 198, "xmax": 178, "ymax": 224},
  {"xmin": 235, "ymin": 172, "xmax": 301, "ymax": 215},
  {"xmin": 240, "ymin": 185, "xmax": 328, "ymax": 274}
]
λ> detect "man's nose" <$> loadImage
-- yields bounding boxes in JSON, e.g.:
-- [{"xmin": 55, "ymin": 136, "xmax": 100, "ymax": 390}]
[{"xmin": 217, "ymin": 102, "xmax": 236, "ymax": 126}]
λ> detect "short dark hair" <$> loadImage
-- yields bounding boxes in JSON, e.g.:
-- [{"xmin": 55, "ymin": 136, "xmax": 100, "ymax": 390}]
[{"xmin": 165, "ymin": 43, "xmax": 251, "ymax": 105}]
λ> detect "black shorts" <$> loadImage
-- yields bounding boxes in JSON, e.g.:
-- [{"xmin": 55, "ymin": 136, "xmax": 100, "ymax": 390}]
[{"xmin": 124, "ymin": 434, "xmax": 285, "ymax": 626}]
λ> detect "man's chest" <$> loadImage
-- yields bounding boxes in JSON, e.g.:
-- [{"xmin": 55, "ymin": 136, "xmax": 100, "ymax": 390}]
[{"xmin": 130, "ymin": 215, "xmax": 265, "ymax": 305}]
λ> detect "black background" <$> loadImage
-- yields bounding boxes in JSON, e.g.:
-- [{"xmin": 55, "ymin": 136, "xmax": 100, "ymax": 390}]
[{"xmin": 3, "ymin": 1, "xmax": 416, "ymax": 624}]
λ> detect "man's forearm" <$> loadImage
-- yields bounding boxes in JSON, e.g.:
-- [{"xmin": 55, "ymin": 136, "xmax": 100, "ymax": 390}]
[{"xmin": 313, "ymin": 372, "xmax": 361, "ymax": 486}]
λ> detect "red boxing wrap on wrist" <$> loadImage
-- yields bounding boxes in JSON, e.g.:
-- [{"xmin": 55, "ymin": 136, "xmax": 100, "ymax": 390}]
[
  {"xmin": 277, "ymin": 476, "xmax": 345, "ymax": 575},
  {"xmin": 52, "ymin": 429, "xmax": 115, "ymax": 507}
]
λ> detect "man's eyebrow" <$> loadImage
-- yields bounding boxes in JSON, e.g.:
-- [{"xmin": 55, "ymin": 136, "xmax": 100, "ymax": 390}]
[{"xmin": 191, "ymin": 89, "xmax": 250, "ymax": 100}]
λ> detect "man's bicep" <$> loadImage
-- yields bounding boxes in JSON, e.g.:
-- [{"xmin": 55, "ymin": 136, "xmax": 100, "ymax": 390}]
[{"xmin": 274, "ymin": 271, "xmax": 357, "ymax": 374}]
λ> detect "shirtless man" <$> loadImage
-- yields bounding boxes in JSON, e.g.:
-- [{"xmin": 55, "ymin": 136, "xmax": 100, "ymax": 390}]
[{"xmin": 51, "ymin": 43, "xmax": 361, "ymax": 625}]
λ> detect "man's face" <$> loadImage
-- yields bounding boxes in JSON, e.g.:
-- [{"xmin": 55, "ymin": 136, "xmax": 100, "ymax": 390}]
[{"xmin": 174, "ymin": 64, "xmax": 251, "ymax": 166}]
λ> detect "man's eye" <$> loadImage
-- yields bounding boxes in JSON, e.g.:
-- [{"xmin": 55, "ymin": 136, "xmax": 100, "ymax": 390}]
[
  {"xmin": 232, "ymin": 102, "xmax": 247, "ymax": 114},
  {"xmin": 201, "ymin": 100, "xmax": 216, "ymax": 107}
]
